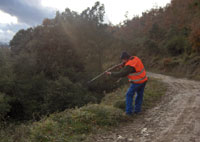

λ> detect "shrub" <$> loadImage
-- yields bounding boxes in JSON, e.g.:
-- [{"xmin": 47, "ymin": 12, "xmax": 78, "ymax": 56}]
[
  {"xmin": 30, "ymin": 104, "xmax": 125, "ymax": 142},
  {"xmin": 162, "ymin": 57, "xmax": 180, "ymax": 70},
  {"xmin": 189, "ymin": 22, "xmax": 200, "ymax": 53},
  {"xmin": 0, "ymin": 93, "xmax": 11, "ymax": 120},
  {"xmin": 44, "ymin": 77, "xmax": 97, "ymax": 113},
  {"xmin": 113, "ymin": 100, "xmax": 126, "ymax": 110},
  {"xmin": 143, "ymin": 79, "xmax": 167, "ymax": 110},
  {"xmin": 163, "ymin": 58, "xmax": 172, "ymax": 67},
  {"xmin": 164, "ymin": 36, "xmax": 189, "ymax": 56},
  {"xmin": 81, "ymin": 104, "xmax": 125, "ymax": 126},
  {"xmin": 144, "ymin": 39, "xmax": 159, "ymax": 54}
]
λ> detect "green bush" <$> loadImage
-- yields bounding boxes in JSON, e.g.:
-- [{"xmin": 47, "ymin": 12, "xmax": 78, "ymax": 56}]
[
  {"xmin": 0, "ymin": 79, "xmax": 166, "ymax": 142},
  {"xmin": 0, "ymin": 124, "xmax": 30, "ymax": 142},
  {"xmin": 81, "ymin": 104, "xmax": 125, "ymax": 126},
  {"xmin": 44, "ymin": 77, "xmax": 97, "ymax": 113},
  {"xmin": 113, "ymin": 100, "xmax": 126, "ymax": 110},
  {"xmin": 143, "ymin": 79, "xmax": 166, "ymax": 109},
  {"xmin": 164, "ymin": 36, "xmax": 189, "ymax": 56},
  {"xmin": 143, "ymin": 39, "xmax": 160, "ymax": 55},
  {"xmin": 30, "ymin": 104, "xmax": 125, "ymax": 142},
  {"xmin": 0, "ymin": 93, "xmax": 11, "ymax": 120}
]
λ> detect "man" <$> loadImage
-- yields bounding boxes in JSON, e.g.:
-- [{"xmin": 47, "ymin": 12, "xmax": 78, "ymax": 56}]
[{"xmin": 105, "ymin": 51, "xmax": 148, "ymax": 115}]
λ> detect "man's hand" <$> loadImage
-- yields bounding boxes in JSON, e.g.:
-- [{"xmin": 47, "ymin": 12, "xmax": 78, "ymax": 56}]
[{"xmin": 105, "ymin": 71, "xmax": 112, "ymax": 75}]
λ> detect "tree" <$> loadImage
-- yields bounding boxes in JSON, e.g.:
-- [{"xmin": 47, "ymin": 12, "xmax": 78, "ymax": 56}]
[{"xmin": 189, "ymin": 22, "xmax": 200, "ymax": 53}]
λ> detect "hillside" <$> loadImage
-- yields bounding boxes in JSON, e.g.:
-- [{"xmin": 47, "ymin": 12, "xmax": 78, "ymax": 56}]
[
  {"xmin": 89, "ymin": 72, "xmax": 200, "ymax": 142},
  {"xmin": 116, "ymin": 0, "xmax": 200, "ymax": 79},
  {"xmin": 0, "ymin": 78, "xmax": 166, "ymax": 142},
  {"xmin": 0, "ymin": 0, "xmax": 200, "ymax": 141}
]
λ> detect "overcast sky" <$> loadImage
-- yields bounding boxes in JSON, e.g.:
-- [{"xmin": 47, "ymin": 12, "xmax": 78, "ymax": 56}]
[{"xmin": 0, "ymin": 0, "xmax": 171, "ymax": 43}]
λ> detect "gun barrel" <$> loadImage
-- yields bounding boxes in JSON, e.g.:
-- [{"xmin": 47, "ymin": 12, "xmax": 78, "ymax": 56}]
[{"xmin": 87, "ymin": 62, "xmax": 123, "ymax": 84}]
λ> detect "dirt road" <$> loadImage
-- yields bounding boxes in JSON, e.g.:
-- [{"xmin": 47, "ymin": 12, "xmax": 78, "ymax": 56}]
[{"xmin": 89, "ymin": 72, "xmax": 200, "ymax": 142}]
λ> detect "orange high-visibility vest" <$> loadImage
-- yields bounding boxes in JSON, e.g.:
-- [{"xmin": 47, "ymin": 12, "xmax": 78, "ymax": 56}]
[{"xmin": 125, "ymin": 56, "xmax": 148, "ymax": 84}]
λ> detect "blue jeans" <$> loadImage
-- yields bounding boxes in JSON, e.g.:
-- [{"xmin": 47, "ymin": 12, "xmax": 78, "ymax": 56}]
[{"xmin": 126, "ymin": 82, "xmax": 146, "ymax": 115}]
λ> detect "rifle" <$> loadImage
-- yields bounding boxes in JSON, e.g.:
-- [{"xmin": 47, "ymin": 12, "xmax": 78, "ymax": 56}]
[{"xmin": 87, "ymin": 62, "xmax": 124, "ymax": 84}]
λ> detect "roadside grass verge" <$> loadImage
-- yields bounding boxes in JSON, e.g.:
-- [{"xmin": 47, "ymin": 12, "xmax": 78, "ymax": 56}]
[
  {"xmin": 0, "ymin": 78, "xmax": 166, "ymax": 142},
  {"xmin": 102, "ymin": 78, "xmax": 167, "ymax": 111},
  {"xmin": 29, "ymin": 105, "xmax": 125, "ymax": 142}
]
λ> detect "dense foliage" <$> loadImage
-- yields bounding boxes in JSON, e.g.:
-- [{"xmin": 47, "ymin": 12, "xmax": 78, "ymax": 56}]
[
  {"xmin": 117, "ymin": 0, "xmax": 200, "ymax": 78},
  {"xmin": 119, "ymin": 0, "xmax": 200, "ymax": 55},
  {"xmin": 0, "ymin": 79, "xmax": 166, "ymax": 142},
  {"xmin": 0, "ymin": 2, "xmax": 123, "ymax": 121}
]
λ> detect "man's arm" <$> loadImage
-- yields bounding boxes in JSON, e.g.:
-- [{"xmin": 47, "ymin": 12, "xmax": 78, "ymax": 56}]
[{"xmin": 110, "ymin": 66, "xmax": 136, "ymax": 78}]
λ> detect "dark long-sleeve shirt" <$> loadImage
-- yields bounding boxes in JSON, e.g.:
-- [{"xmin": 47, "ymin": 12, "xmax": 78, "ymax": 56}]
[{"xmin": 111, "ymin": 65, "xmax": 136, "ymax": 78}]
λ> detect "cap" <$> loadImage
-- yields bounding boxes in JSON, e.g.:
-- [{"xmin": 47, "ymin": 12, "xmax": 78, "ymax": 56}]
[{"xmin": 120, "ymin": 51, "xmax": 130, "ymax": 60}]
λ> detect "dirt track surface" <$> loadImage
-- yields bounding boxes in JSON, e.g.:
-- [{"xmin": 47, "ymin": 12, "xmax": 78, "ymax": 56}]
[{"xmin": 89, "ymin": 72, "xmax": 200, "ymax": 142}]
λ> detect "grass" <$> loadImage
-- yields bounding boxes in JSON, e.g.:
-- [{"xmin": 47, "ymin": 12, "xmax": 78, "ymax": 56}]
[
  {"xmin": 142, "ymin": 78, "xmax": 167, "ymax": 110},
  {"xmin": 0, "ymin": 78, "xmax": 166, "ymax": 142},
  {"xmin": 102, "ymin": 78, "xmax": 167, "ymax": 111}
]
